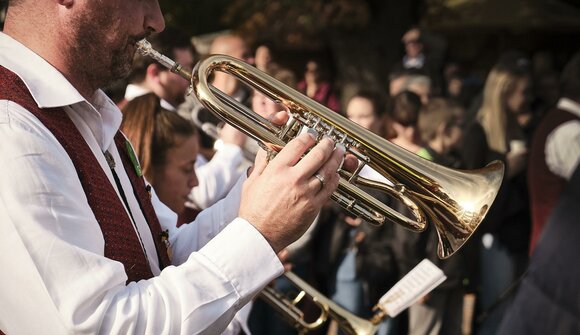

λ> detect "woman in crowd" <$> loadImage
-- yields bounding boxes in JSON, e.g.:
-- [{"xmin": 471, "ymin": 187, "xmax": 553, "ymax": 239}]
[
  {"xmin": 312, "ymin": 90, "xmax": 399, "ymax": 335},
  {"xmin": 297, "ymin": 59, "xmax": 341, "ymax": 113},
  {"xmin": 461, "ymin": 60, "xmax": 532, "ymax": 335},
  {"xmin": 120, "ymin": 93, "xmax": 252, "ymax": 335},
  {"xmin": 387, "ymin": 90, "xmax": 426, "ymax": 157},
  {"xmin": 120, "ymin": 93, "xmax": 199, "ymax": 217},
  {"xmin": 405, "ymin": 98, "xmax": 468, "ymax": 335}
]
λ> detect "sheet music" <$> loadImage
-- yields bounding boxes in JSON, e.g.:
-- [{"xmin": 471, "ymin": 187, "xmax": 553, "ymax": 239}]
[{"xmin": 377, "ymin": 259, "xmax": 446, "ymax": 317}]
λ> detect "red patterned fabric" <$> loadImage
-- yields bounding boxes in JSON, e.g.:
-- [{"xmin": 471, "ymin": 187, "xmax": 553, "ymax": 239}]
[
  {"xmin": 114, "ymin": 134, "xmax": 171, "ymax": 269},
  {"xmin": 0, "ymin": 65, "xmax": 169, "ymax": 283},
  {"xmin": 528, "ymin": 107, "xmax": 579, "ymax": 253}
]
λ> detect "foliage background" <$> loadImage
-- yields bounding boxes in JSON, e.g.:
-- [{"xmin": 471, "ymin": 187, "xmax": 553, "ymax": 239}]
[{"xmin": 2, "ymin": 0, "xmax": 580, "ymax": 103}]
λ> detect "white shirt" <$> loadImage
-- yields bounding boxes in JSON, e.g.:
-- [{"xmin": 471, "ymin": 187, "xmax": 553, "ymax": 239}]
[
  {"xmin": 124, "ymin": 83, "xmax": 152, "ymax": 101},
  {"xmin": 359, "ymin": 165, "xmax": 394, "ymax": 186},
  {"xmin": 546, "ymin": 98, "xmax": 580, "ymax": 180},
  {"xmin": 124, "ymin": 83, "xmax": 174, "ymax": 111},
  {"xmin": 403, "ymin": 53, "xmax": 425, "ymax": 69},
  {"xmin": 0, "ymin": 32, "xmax": 283, "ymax": 335},
  {"xmin": 190, "ymin": 146, "xmax": 246, "ymax": 210},
  {"xmin": 128, "ymin": 84, "xmax": 247, "ymax": 211}
]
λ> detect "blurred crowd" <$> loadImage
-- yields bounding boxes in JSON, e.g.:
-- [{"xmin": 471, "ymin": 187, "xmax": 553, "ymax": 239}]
[{"xmin": 108, "ymin": 25, "xmax": 580, "ymax": 335}]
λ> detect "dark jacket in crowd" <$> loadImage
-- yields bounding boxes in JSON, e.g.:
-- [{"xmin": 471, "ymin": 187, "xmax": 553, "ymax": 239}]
[
  {"xmin": 497, "ymin": 165, "xmax": 580, "ymax": 335},
  {"xmin": 312, "ymin": 188, "xmax": 399, "ymax": 308}
]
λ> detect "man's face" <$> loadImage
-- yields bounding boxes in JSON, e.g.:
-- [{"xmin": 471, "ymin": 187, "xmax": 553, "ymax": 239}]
[
  {"xmin": 67, "ymin": 0, "xmax": 165, "ymax": 89},
  {"xmin": 158, "ymin": 47, "xmax": 194, "ymax": 106},
  {"xmin": 346, "ymin": 97, "xmax": 382, "ymax": 135},
  {"xmin": 229, "ymin": 38, "xmax": 253, "ymax": 64},
  {"xmin": 404, "ymin": 39, "xmax": 423, "ymax": 58}
]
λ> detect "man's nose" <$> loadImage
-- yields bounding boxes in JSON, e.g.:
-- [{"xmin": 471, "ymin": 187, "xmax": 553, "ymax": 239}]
[{"xmin": 144, "ymin": 1, "xmax": 165, "ymax": 34}]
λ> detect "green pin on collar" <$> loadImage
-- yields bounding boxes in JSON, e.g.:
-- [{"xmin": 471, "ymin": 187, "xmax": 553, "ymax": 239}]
[{"xmin": 125, "ymin": 140, "xmax": 142, "ymax": 177}]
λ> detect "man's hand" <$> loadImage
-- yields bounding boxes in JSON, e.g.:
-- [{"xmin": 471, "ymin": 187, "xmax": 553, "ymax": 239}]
[
  {"xmin": 239, "ymin": 131, "xmax": 345, "ymax": 253},
  {"xmin": 277, "ymin": 249, "xmax": 293, "ymax": 272}
]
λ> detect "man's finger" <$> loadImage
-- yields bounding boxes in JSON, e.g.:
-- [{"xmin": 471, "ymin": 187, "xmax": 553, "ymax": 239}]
[
  {"xmin": 250, "ymin": 148, "xmax": 269, "ymax": 177},
  {"xmin": 311, "ymin": 147, "xmax": 344, "ymax": 201},
  {"xmin": 269, "ymin": 110, "xmax": 289, "ymax": 127},
  {"xmin": 269, "ymin": 131, "xmax": 317, "ymax": 168},
  {"xmin": 296, "ymin": 137, "xmax": 343, "ymax": 177}
]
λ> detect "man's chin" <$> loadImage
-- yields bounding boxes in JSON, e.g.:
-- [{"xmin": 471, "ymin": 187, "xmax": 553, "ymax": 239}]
[{"xmin": 110, "ymin": 54, "xmax": 134, "ymax": 81}]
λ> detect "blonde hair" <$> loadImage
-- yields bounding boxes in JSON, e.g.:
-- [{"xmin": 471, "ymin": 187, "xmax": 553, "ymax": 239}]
[{"xmin": 477, "ymin": 65, "xmax": 527, "ymax": 153}]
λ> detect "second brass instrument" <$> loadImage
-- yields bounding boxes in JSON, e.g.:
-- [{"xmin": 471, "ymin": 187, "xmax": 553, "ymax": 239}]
[
  {"xmin": 136, "ymin": 39, "xmax": 504, "ymax": 259},
  {"xmin": 260, "ymin": 271, "xmax": 383, "ymax": 335}
]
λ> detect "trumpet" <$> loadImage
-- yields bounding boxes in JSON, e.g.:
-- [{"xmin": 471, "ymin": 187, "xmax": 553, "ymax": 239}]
[
  {"xmin": 137, "ymin": 38, "xmax": 503, "ymax": 259},
  {"xmin": 260, "ymin": 271, "xmax": 385, "ymax": 335},
  {"xmin": 261, "ymin": 258, "xmax": 445, "ymax": 335},
  {"xmin": 136, "ymin": 39, "xmax": 504, "ymax": 335},
  {"xmin": 188, "ymin": 101, "xmax": 259, "ymax": 162}
]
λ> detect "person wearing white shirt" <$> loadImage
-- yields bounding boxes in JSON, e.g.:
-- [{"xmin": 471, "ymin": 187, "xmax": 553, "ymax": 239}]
[
  {"xmin": 177, "ymin": 34, "xmax": 257, "ymax": 212},
  {"xmin": 0, "ymin": 1, "xmax": 349, "ymax": 334},
  {"xmin": 125, "ymin": 27, "xmax": 251, "ymax": 215},
  {"xmin": 120, "ymin": 92, "xmax": 251, "ymax": 334},
  {"xmin": 528, "ymin": 51, "xmax": 580, "ymax": 254},
  {"xmin": 123, "ymin": 27, "xmax": 250, "ymax": 220},
  {"xmin": 123, "ymin": 26, "xmax": 195, "ymax": 111}
]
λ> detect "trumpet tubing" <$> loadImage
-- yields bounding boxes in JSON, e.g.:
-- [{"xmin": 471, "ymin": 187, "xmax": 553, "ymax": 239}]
[
  {"xmin": 137, "ymin": 39, "xmax": 504, "ymax": 260},
  {"xmin": 136, "ymin": 38, "xmax": 505, "ymax": 335},
  {"xmin": 259, "ymin": 272, "xmax": 381, "ymax": 335}
]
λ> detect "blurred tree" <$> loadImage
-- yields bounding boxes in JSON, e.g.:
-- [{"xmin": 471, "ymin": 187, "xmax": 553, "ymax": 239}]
[
  {"xmin": 222, "ymin": 0, "xmax": 370, "ymax": 49},
  {"xmin": 159, "ymin": 0, "xmax": 233, "ymax": 35},
  {"xmin": 221, "ymin": 0, "xmax": 423, "ymax": 107},
  {"xmin": 0, "ymin": 0, "xmax": 423, "ymax": 106}
]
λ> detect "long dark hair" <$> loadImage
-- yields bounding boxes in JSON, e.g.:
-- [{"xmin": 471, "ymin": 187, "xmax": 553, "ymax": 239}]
[{"xmin": 121, "ymin": 93, "xmax": 196, "ymax": 184}]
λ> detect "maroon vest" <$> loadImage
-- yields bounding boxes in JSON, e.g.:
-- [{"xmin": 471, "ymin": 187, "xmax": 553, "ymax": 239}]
[
  {"xmin": 528, "ymin": 106, "xmax": 579, "ymax": 253},
  {"xmin": 0, "ymin": 66, "xmax": 170, "ymax": 283}
]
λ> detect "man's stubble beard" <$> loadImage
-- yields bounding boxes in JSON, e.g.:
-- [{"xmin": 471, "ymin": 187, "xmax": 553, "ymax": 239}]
[{"xmin": 67, "ymin": 11, "xmax": 135, "ymax": 92}]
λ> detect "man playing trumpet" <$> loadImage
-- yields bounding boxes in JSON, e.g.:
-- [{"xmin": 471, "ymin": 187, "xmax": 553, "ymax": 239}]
[{"xmin": 0, "ymin": 0, "xmax": 353, "ymax": 334}]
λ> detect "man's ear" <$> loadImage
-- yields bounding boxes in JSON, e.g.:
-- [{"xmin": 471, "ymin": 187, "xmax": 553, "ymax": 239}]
[
  {"xmin": 391, "ymin": 121, "xmax": 404, "ymax": 134},
  {"xmin": 57, "ymin": 0, "xmax": 74, "ymax": 8},
  {"xmin": 146, "ymin": 63, "xmax": 162, "ymax": 81}
]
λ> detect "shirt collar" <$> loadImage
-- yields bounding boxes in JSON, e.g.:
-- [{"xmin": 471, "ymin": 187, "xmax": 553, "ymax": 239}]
[
  {"xmin": 557, "ymin": 97, "xmax": 580, "ymax": 118},
  {"xmin": 0, "ymin": 32, "xmax": 122, "ymax": 151},
  {"xmin": 124, "ymin": 83, "xmax": 151, "ymax": 101},
  {"xmin": 403, "ymin": 54, "xmax": 425, "ymax": 69},
  {"xmin": 124, "ymin": 84, "xmax": 175, "ymax": 111},
  {"xmin": 0, "ymin": 32, "xmax": 85, "ymax": 108}
]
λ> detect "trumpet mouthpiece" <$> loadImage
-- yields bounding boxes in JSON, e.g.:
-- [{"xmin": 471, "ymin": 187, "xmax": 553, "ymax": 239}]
[{"xmin": 136, "ymin": 39, "xmax": 152, "ymax": 56}]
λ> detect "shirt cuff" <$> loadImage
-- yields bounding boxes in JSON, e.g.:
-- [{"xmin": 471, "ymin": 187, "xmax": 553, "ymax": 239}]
[{"xmin": 199, "ymin": 218, "xmax": 284, "ymax": 299}]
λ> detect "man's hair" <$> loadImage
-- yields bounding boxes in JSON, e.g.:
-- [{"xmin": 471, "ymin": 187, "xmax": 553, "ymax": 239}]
[
  {"xmin": 128, "ymin": 26, "xmax": 196, "ymax": 84},
  {"xmin": 347, "ymin": 89, "xmax": 387, "ymax": 117},
  {"xmin": 560, "ymin": 51, "xmax": 580, "ymax": 101},
  {"xmin": 120, "ymin": 93, "xmax": 196, "ymax": 184},
  {"xmin": 388, "ymin": 90, "xmax": 422, "ymax": 127},
  {"xmin": 418, "ymin": 98, "xmax": 463, "ymax": 143}
]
